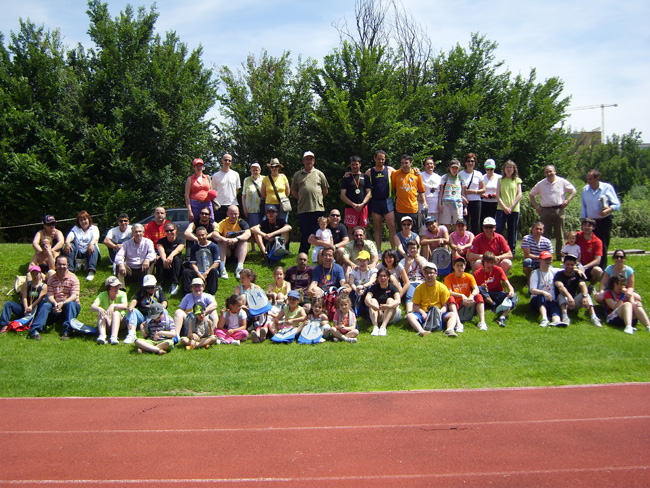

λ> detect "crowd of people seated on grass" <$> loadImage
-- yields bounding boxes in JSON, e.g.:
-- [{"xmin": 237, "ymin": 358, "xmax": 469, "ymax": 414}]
[{"xmin": 3, "ymin": 152, "xmax": 644, "ymax": 349}]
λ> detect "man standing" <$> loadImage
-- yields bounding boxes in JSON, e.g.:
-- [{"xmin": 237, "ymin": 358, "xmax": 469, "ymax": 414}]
[
  {"xmin": 114, "ymin": 223, "xmax": 156, "ymax": 289},
  {"xmin": 366, "ymin": 150, "xmax": 396, "ymax": 253},
  {"xmin": 104, "ymin": 213, "xmax": 132, "ymax": 263},
  {"xmin": 576, "ymin": 218, "xmax": 603, "ymax": 286},
  {"xmin": 250, "ymin": 205, "xmax": 292, "ymax": 263},
  {"xmin": 521, "ymin": 221, "xmax": 554, "ymax": 283},
  {"xmin": 421, "ymin": 157, "xmax": 442, "ymax": 224},
  {"xmin": 406, "ymin": 262, "xmax": 460, "ymax": 338},
  {"xmin": 581, "ymin": 169, "xmax": 621, "ymax": 268},
  {"xmin": 214, "ymin": 205, "xmax": 251, "ymax": 279},
  {"xmin": 291, "ymin": 151, "xmax": 329, "ymax": 254},
  {"xmin": 340, "ymin": 155, "xmax": 371, "ymax": 234},
  {"xmin": 342, "ymin": 227, "xmax": 379, "ymax": 273},
  {"xmin": 467, "ymin": 217, "xmax": 513, "ymax": 273},
  {"xmin": 529, "ymin": 165, "xmax": 577, "ymax": 258},
  {"xmin": 554, "ymin": 254, "xmax": 602, "ymax": 327},
  {"xmin": 211, "ymin": 153, "xmax": 241, "ymax": 223},
  {"xmin": 308, "ymin": 209, "xmax": 349, "ymax": 265},
  {"xmin": 391, "ymin": 154, "xmax": 426, "ymax": 227},
  {"xmin": 156, "ymin": 222, "xmax": 185, "ymax": 296},
  {"xmin": 143, "ymin": 207, "xmax": 171, "ymax": 246},
  {"xmin": 182, "ymin": 226, "xmax": 220, "ymax": 295},
  {"xmin": 31, "ymin": 255, "xmax": 81, "ymax": 340}
]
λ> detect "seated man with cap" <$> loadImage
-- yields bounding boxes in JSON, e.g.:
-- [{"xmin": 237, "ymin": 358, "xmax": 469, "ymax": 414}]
[
  {"xmin": 181, "ymin": 226, "xmax": 220, "ymax": 295},
  {"xmin": 419, "ymin": 215, "xmax": 449, "ymax": 261},
  {"xmin": 406, "ymin": 261, "xmax": 461, "ymax": 338},
  {"xmin": 174, "ymin": 277, "xmax": 218, "ymax": 338},
  {"xmin": 467, "ymin": 217, "xmax": 513, "ymax": 274},
  {"xmin": 250, "ymin": 205, "xmax": 292, "ymax": 264},
  {"xmin": 473, "ymin": 252, "xmax": 518, "ymax": 328}
]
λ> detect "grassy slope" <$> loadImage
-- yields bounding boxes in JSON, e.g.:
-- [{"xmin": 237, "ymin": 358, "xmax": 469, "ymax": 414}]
[{"xmin": 0, "ymin": 238, "xmax": 648, "ymax": 397}]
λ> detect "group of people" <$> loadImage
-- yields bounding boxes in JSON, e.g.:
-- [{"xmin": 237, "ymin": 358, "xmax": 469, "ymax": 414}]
[{"xmin": 2, "ymin": 150, "xmax": 643, "ymax": 347}]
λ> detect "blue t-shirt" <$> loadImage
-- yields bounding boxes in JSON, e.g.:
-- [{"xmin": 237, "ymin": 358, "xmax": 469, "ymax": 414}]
[{"xmin": 312, "ymin": 263, "xmax": 346, "ymax": 290}]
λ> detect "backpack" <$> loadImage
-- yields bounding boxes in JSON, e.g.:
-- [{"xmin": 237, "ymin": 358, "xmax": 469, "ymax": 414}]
[
  {"xmin": 271, "ymin": 326, "xmax": 297, "ymax": 343},
  {"xmin": 423, "ymin": 306, "xmax": 442, "ymax": 332},
  {"xmin": 6, "ymin": 305, "xmax": 38, "ymax": 332},
  {"xmin": 323, "ymin": 287, "xmax": 339, "ymax": 321},
  {"xmin": 297, "ymin": 320, "xmax": 323, "ymax": 344},
  {"xmin": 246, "ymin": 287, "xmax": 272, "ymax": 316},
  {"xmin": 267, "ymin": 237, "xmax": 291, "ymax": 261},
  {"xmin": 69, "ymin": 317, "xmax": 98, "ymax": 336}
]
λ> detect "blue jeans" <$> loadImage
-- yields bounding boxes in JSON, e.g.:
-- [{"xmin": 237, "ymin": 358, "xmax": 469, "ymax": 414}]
[
  {"xmin": 65, "ymin": 243, "xmax": 100, "ymax": 272},
  {"xmin": 496, "ymin": 210, "xmax": 520, "ymax": 254},
  {"xmin": 127, "ymin": 309, "xmax": 146, "ymax": 329},
  {"xmin": 1, "ymin": 301, "xmax": 24, "ymax": 326},
  {"xmin": 36, "ymin": 301, "xmax": 81, "ymax": 335}
]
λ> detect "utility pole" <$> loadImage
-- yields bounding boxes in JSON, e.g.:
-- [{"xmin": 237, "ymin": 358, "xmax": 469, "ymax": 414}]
[{"xmin": 567, "ymin": 104, "xmax": 618, "ymax": 144}]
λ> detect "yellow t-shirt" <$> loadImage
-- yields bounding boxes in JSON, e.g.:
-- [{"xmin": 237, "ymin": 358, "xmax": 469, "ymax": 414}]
[{"xmin": 412, "ymin": 281, "xmax": 450, "ymax": 311}]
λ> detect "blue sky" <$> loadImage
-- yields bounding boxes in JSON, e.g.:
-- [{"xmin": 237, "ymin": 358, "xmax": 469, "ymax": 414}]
[{"xmin": 2, "ymin": 0, "xmax": 649, "ymax": 141}]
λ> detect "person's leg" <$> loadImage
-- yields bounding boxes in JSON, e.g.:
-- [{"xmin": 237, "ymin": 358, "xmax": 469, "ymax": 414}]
[
  {"xmin": 87, "ymin": 244, "xmax": 100, "ymax": 272},
  {"xmin": 384, "ymin": 211, "xmax": 396, "ymax": 251},
  {"xmin": 61, "ymin": 301, "xmax": 80, "ymax": 336},
  {"xmin": 406, "ymin": 312, "xmax": 425, "ymax": 334},
  {"xmin": 0, "ymin": 301, "xmax": 23, "ymax": 327},
  {"xmin": 173, "ymin": 310, "xmax": 187, "ymax": 338},
  {"xmin": 468, "ymin": 200, "xmax": 481, "ymax": 236},
  {"xmin": 495, "ymin": 209, "xmax": 505, "ymax": 236},
  {"xmin": 554, "ymin": 209, "xmax": 565, "ymax": 259},
  {"xmin": 371, "ymin": 212, "xmax": 384, "ymax": 251},
  {"xmin": 507, "ymin": 212, "xmax": 519, "ymax": 253},
  {"xmin": 540, "ymin": 207, "xmax": 554, "ymax": 246},
  {"xmin": 297, "ymin": 212, "xmax": 312, "ymax": 254},
  {"xmin": 633, "ymin": 303, "xmax": 650, "ymax": 329},
  {"xmin": 381, "ymin": 307, "xmax": 396, "ymax": 328},
  {"xmin": 594, "ymin": 217, "xmax": 612, "ymax": 269},
  {"xmin": 205, "ymin": 268, "xmax": 219, "ymax": 295},
  {"xmin": 252, "ymin": 227, "xmax": 266, "ymax": 256}
]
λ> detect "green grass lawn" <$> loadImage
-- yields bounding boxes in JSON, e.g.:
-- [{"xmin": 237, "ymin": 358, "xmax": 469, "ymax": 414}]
[{"xmin": 0, "ymin": 240, "xmax": 649, "ymax": 397}]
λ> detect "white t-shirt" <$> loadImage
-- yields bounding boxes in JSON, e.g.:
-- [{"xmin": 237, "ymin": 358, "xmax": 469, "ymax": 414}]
[
  {"xmin": 211, "ymin": 170, "xmax": 241, "ymax": 206},
  {"xmin": 68, "ymin": 225, "xmax": 100, "ymax": 253},
  {"xmin": 530, "ymin": 266, "xmax": 559, "ymax": 300},
  {"xmin": 482, "ymin": 174, "xmax": 501, "ymax": 202},
  {"xmin": 421, "ymin": 171, "xmax": 442, "ymax": 212},
  {"xmin": 460, "ymin": 170, "xmax": 483, "ymax": 202},
  {"xmin": 105, "ymin": 225, "xmax": 133, "ymax": 245},
  {"xmin": 349, "ymin": 267, "xmax": 377, "ymax": 286}
]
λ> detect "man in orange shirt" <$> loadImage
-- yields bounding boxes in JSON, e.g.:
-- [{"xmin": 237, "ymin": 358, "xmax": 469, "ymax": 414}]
[{"xmin": 391, "ymin": 154, "xmax": 426, "ymax": 230}]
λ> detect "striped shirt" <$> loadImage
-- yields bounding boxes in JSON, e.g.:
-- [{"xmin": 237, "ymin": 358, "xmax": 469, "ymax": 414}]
[
  {"xmin": 521, "ymin": 234, "xmax": 553, "ymax": 261},
  {"xmin": 47, "ymin": 271, "xmax": 80, "ymax": 304}
]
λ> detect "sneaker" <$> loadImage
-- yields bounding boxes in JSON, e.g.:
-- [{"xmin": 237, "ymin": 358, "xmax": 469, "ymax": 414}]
[
  {"xmin": 344, "ymin": 337, "xmax": 357, "ymax": 343},
  {"xmin": 379, "ymin": 326, "xmax": 387, "ymax": 336},
  {"xmin": 96, "ymin": 335, "xmax": 106, "ymax": 345},
  {"xmin": 624, "ymin": 325, "xmax": 634, "ymax": 335},
  {"xmin": 562, "ymin": 314, "xmax": 571, "ymax": 325},
  {"xmin": 444, "ymin": 328, "xmax": 458, "ymax": 338},
  {"xmin": 169, "ymin": 284, "xmax": 179, "ymax": 296},
  {"xmin": 478, "ymin": 321, "xmax": 489, "ymax": 331},
  {"xmin": 259, "ymin": 328, "xmax": 267, "ymax": 342},
  {"xmin": 231, "ymin": 340, "xmax": 241, "ymax": 346},
  {"xmin": 251, "ymin": 329, "xmax": 260, "ymax": 343},
  {"xmin": 456, "ymin": 323, "xmax": 464, "ymax": 333},
  {"xmin": 220, "ymin": 267, "xmax": 229, "ymax": 279},
  {"xmin": 646, "ymin": 326, "xmax": 650, "ymax": 333},
  {"xmin": 590, "ymin": 315, "xmax": 602, "ymax": 327},
  {"xmin": 61, "ymin": 333, "xmax": 71, "ymax": 341},
  {"xmin": 418, "ymin": 330, "xmax": 431, "ymax": 337},
  {"xmin": 371, "ymin": 326, "xmax": 380, "ymax": 336},
  {"xmin": 86, "ymin": 271, "xmax": 95, "ymax": 281},
  {"xmin": 123, "ymin": 333, "xmax": 137, "ymax": 344},
  {"xmin": 235, "ymin": 265, "xmax": 243, "ymax": 280},
  {"xmin": 554, "ymin": 320, "xmax": 569, "ymax": 328},
  {"xmin": 0, "ymin": 325, "xmax": 8, "ymax": 334},
  {"xmin": 497, "ymin": 316, "xmax": 506, "ymax": 328},
  {"xmin": 332, "ymin": 337, "xmax": 340, "ymax": 342},
  {"xmin": 28, "ymin": 331, "xmax": 41, "ymax": 341},
  {"xmin": 109, "ymin": 337, "xmax": 119, "ymax": 345},
  {"xmin": 539, "ymin": 319, "xmax": 549, "ymax": 328}
]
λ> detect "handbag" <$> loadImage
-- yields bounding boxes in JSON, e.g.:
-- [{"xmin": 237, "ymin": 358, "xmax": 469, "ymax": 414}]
[
  {"xmin": 253, "ymin": 179, "xmax": 264, "ymax": 214},
  {"xmin": 270, "ymin": 176, "xmax": 291, "ymax": 212}
]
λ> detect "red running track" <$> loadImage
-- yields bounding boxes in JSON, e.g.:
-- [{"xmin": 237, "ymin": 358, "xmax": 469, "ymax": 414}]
[{"xmin": 1, "ymin": 383, "xmax": 649, "ymax": 487}]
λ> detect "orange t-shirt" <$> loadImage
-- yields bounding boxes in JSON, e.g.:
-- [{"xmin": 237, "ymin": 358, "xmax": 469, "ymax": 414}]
[
  {"xmin": 444, "ymin": 272, "xmax": 477, "ymax": 298},
  {"xmin": 391, "ymin": 170, "xmax": 425, "ymax": 214}
]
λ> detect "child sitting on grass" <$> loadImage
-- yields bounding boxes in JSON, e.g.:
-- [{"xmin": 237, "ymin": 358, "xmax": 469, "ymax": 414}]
[
  {"xmin": 266, "ymin": 266, "xmax": 291, "ymax": 304},
  {"xmin": 135, "ymin": 303, "xmax": 176, "ymax": 355},
  {"xmin": 303, "ymin": 297, "xmax": 330, "ymax": 343},
  {"xmin": 216, "ymin": 295, "xmax": 249, "ymax": 345},
  {"xmin": 329, "ymin": 295, "xmax": 359, "ymax": 343},
  {"xmin": 270, "ymin": 290, "xmax": 306, "ymax": 338},
  {"xmin": 181, "ymin": 303, "xmax": 217, "ymax": 349}
]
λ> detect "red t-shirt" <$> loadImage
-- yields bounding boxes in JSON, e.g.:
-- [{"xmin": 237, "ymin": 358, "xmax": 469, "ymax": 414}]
[
  {"xmin": 473, "ymin": 266, "xmax": 508, "ymax": 293},
  {"xmin": 470, "ymin": 232, "xmax": 511, "ymax": 257},
  {"xmin": 144, "ymin": 220, "xmax": 171, "ymax": 244},
  {"xmin": 576, "ymin": 231, "xmax": 602, "ymax": 266}
]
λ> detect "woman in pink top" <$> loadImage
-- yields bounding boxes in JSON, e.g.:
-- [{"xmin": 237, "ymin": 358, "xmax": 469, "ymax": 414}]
[{"xmin": 185, "ymin": 158, "xmax": 214, "ymax": 222}]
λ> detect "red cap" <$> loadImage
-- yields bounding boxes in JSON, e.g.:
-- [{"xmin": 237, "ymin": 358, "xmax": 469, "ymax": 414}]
[
  {"xmin": 540, "ymin": 251, "xmax": 553, "ymax": 260},
  {"xmin": 206, "ymin": 189, "xmax": 217, "ymax": 201},
  {"xmin": 193, "ymin": 158, "xmax": 204, "ymax": 166}
]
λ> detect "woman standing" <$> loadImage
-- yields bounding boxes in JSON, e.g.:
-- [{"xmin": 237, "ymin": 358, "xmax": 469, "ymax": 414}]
[
  {"xmin": 261, "ymin": 158, "xmax": 290, "ymax": 222},
  {"xmin": 495, "ymin": 160, "xmax": 523, "ymax": 253},
  {"xmin": 242, "ymin": 162, "xmax": 265, "ymax": 228},
  {"xmin": 63, "ymin": 210, "xmax": 101, "ymax": 281},
  {"xmin": 185, "ymin": 158, "xmax": 214, "ymax": 222},
  {"xmin": 481, "ymin": 159, "xmax": 501, "ymax": 220},
  {"xmin": 459, "ymin": 153, "xmax": 484, "ymax": 235}
]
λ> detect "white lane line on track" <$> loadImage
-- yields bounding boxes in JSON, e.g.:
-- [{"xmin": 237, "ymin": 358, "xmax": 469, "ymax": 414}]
[
  {"xmin": 2, "ymin": 415, "xmax": 649, "ymax": 435},
  {"xmin": 0, "ymin": 465, "xmax": 647, "ymax": 484}
]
